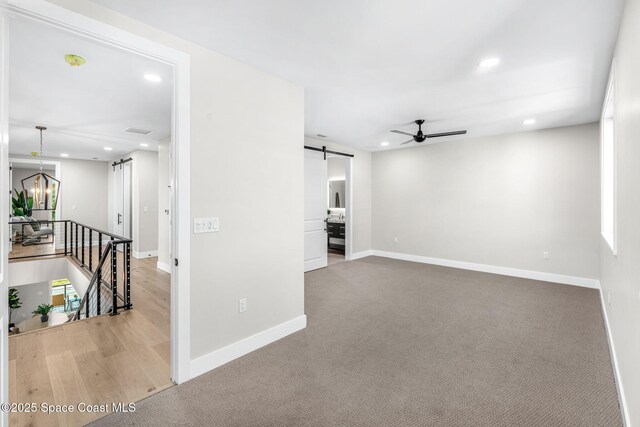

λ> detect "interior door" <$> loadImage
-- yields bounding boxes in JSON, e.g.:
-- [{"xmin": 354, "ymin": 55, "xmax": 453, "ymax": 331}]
[
  {"xmin": 304, "ymin": 149, "xmax": 328, "ymax": 272},
  {"xmin": 112, "ymin": 161, "xmax": 132, "ymax": 239}
]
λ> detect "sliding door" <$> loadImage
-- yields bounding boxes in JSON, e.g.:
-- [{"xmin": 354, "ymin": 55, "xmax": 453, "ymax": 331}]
[{"xmin": 304, "ymin": 150, "xmax": 328, "ymax": 272}]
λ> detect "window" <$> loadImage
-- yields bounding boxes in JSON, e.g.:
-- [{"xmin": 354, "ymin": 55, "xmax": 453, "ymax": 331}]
[{"xmin": 601, "ymin": 65, "xmax": 616, "ymax": 254}]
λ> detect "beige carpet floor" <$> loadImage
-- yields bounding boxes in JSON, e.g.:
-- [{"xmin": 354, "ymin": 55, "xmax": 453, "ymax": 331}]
[{"xmin": 91, "ymin": 256, "xmax": 622, "ymax": 426}]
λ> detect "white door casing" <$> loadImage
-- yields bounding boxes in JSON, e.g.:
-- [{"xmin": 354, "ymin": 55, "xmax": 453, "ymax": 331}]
[
  {"xmin": 304, "ymin": 149, "xmax": 328, "ymax": 272},
  {"xmin": 3, "ymin": 0, "xmax": 191, "ymax": 395},
  {"xmin": 0, "ymin": 9, "xmax": 9, "ymax": 427}
]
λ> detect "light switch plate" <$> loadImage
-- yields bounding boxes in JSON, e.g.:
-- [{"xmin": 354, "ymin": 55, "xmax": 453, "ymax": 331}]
[{"xmin": 193, "ymin": 217, "xmax": 219, "ymax": 234}]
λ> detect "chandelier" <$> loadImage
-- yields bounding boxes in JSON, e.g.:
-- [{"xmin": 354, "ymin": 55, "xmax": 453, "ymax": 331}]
[{"xmin": 21, "ymin": 126, "xmax": 61, "ymax": 211}]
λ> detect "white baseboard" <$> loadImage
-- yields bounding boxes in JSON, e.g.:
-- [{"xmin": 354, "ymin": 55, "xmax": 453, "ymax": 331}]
[
  {"xmin": 190, "ymin": 314, "xmax": 307, "ymax": 379},
  {"xmin": 599, "ymin": 287, "xmax": 630, "ymax": 427},
  {"xmin": 370, "ymin": 250, "xmax": 600, "ymax": 289},
  {"xmin": 349, "ymin": 250, "xmax": 373, "ymax": 260},
  {"xmin": 156, "ymin": 261, "xmax": 171, "ymax": 274},
  {"xmin": 133, "ymin": 250, "xmax": 158, "ymax": 259}
]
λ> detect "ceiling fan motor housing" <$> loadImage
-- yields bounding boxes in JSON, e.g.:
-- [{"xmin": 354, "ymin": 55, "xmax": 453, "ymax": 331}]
[{"xmin": 414, "ymin": 120, "xmax": 426, "ymax": 142}]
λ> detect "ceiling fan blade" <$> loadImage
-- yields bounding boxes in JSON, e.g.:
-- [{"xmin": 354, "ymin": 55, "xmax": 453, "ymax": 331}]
[
  {"xmin": 391, "ymin": 130, "xmax": 414, "ymax": 137},
  {"xmin": 400, "ymin": 139, "xmax": 414, "ymax": 145},
  {"xmin": 426, "ymin": 130, "xmax": 467, "ymax": 138}
]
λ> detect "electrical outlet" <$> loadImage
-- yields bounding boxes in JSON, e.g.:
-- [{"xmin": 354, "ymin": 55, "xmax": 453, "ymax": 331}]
[
  {"xmin": 238, "ymin": 298, "xmax": 247, "ymax": 313},
  {"xmin": 543, "ymin": 251, "xmax": 549, "ymax": 260}
]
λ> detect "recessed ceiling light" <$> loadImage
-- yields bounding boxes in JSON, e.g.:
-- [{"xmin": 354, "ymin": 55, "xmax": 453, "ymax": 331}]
[
  {"xmin": 523, "ymin": 118, "xmax": 536, "ymax": 125},
  {"xmin": 380, "ymin": 142, "xmax": 389, "ymax": 146},
  {"xmin": 60, "ymin": 153, "xmax": 69, "ymax": 157},
  {"xmin": 140, "ymin": 143, "xmax": 149, "ymax": 147},
  {"xmin": 144, "ymin": 73, "xmax": 162, "ymax": 83},
  {"xmin": 104, "ymin": 147, "xmax": 112, "ymax": 151},
  {"xmin": 478, "ymin": 57, "xmax": 501, "ymax": 68}
]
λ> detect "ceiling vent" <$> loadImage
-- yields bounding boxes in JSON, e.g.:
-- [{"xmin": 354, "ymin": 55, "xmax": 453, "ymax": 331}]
[{"xmin": 124, "ymin": 127, "xmax": 152, "ymax": 135}]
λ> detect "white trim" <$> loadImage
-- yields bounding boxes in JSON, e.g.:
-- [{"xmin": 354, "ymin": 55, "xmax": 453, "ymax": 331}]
[
  {"xmin": 190, "ymin": 315, "xmax": 307, "ymax": 379},
  {"xmin": 133, "ymin": 250, "xmax": 158, "ymax": 259},
  {"xmin": 599, "ymin": 286, "xmax": 630, "ymax": 427},
  {"xmin": 600, "ymin": 61, "xmax": 617, "ymax": 256},
  {"xmin": 3, "ymin": 0, "xmax": 192, "ymax": 385},
  {"xmin": 370, "ymin": 250, "xmax": 600, "ymax": 289},
  {"xmin": 156, "ymin": 261, "xmax": 171, "ymax": 274},
  {"xmin": 350, "ymin": 250, "xmax": 373, "ymax": 260},
  {"xmin": 344, "ymin": 157, "xmax": 354, "ymax": 260},
  {"xmin": 0, "ymin": 9, "xmax": 10, "ymax": 427}
]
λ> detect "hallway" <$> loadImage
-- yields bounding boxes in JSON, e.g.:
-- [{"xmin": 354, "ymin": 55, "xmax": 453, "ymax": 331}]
[{"xmin": 8, "ymin": 257, "xmax": 171, "ymax": 426}]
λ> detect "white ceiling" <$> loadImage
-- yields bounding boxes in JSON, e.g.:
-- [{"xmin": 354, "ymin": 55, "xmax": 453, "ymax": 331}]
[
  {"xmin": 94, "ymin": 0, "xmax": 623, "ymax": 150},
  {"xmin": 9, "ymin": 17, "xmax": 172, "ymax": 161}
]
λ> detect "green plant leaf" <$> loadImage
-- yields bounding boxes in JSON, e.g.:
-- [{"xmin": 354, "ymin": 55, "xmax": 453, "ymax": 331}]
[{"xmin": 33, "ymin": 303, "xmax": 54, "ymax": 316}]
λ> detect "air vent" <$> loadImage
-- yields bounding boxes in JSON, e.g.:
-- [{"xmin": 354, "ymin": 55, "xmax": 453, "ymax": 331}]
[{"xmin": 124, "ymin": 127, "xmax": 152, "ymax": 135}]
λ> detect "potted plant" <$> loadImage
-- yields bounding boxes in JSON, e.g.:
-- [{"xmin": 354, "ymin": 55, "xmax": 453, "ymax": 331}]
[
  {"xmin": 8, "ymin": 288, "xmax": 21, "ymax": 329},
  {"xmin": 11, "ymin": 188, "xmax": 33, "ymax": 217},
  {"xmin": 33, "ymin": 304, "xmax": 54, "ymax": 323}
]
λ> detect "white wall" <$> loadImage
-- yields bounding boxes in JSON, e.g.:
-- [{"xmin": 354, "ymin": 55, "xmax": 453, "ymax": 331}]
[
  {"xmin": 305, "ymin": 137, "xmax": 372, "ymax": 254},
  {"xmin": 372, "ymin": 123, "xmax": 600, "ymax": 280},
  {"xmin": 9, "ymin": 280, "xmax": 50, "ymax": 325},
  {"xmin": 59, "ymin": 158, "xmax": 109, "ymax": 229},
  {"xmin": 157, "ymin": 138, "xmax": 171, "ymax": 271},
  {"xmin": 328, "ymin": 156, "xmax": 346, "ymax": 181},
  {"xmin": 127, "ymin": 150, "xmax": 159, "ymax": 256},
  {"xmin": 50, "ymin": 0, "xmax": 305, "ymax": 365},
  {"xmin": 600, "ymin": 0, "xmax": 640, "ymax": 424}
]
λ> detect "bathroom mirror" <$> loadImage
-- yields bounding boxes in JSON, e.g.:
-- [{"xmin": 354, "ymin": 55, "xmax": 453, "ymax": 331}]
[{"xmin": 329, "ymin": 180, "xmax": 345, "ymax": 208}]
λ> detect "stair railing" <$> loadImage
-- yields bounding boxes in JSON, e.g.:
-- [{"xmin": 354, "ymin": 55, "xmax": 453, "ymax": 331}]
[{"xmin": 8, "ymin": 219, "xmax": 132, "ymax": 320}]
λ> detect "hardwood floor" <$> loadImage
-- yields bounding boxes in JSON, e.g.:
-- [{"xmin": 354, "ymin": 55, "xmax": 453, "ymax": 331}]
[{"xmin": 8, "ymin": 256, "xmax": 172, "ymax": 426}]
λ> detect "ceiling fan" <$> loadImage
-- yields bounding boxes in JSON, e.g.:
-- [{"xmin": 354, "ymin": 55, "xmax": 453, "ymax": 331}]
[{"xmin": 391, "ymin": 119, "xmax": 467, "ymax": 145}]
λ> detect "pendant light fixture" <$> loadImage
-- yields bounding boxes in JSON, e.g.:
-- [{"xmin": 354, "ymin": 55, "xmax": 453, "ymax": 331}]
[{"xmin": 21, "ymin": 126, "xmax": 61, "ymax": 211}]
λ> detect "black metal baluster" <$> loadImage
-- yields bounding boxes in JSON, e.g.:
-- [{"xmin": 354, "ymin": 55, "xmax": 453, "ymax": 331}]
[
  {"xmin": 89, "ymin": 230, "xmax": 93, "ymax": 272},
  {"xmin": 81, "ymin": 226, "xmax": 85, "ymax": 266},
  {"xmin": 125, "ymin": 242, "xmax": 131, "ymax": 309},
  {"xmin": 64, "ymin": 221, "xmax": 68, "ymax": 256},
  {"xmin": 85, "ymin": 287, "xmax": 90, "ymax": 319},
  {"xmin": 74, "ymin": 223, "xmax": 78, "ymax": 259},
  {"xmin": 111, "ymin": 243, "xmax": 118, "ymax": 315},
  {"xmin": 96, "ymin": 253, "xmax": 102, "ymax": 316}
]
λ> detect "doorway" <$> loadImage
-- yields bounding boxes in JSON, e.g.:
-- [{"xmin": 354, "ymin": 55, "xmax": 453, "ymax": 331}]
[
  {"xmin": 303, "ymin": 145, "xmax": 354, "ymax": 272},
  {"xmin": 327, "ymin": 155, "xmax": 347, "ymax": 265},
  {"xmin": 0, "ymin": 3, "xmax": 192, "ymax": 425}
]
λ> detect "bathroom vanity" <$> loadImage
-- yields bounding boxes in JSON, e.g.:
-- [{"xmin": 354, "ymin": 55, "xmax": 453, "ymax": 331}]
[{"xmin": 327, "ymin": 219, "xmax": 345, "ymax": 251}]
